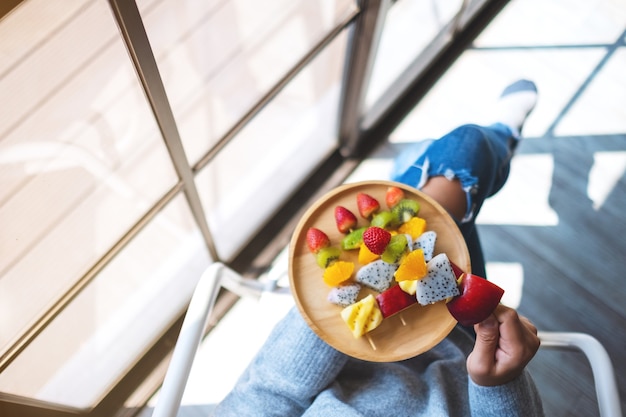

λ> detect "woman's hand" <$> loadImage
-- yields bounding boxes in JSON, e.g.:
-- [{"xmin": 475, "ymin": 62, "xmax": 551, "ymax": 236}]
[{"xmin": 467, "ymin": 304, "xmax": 540, "ymax": 386}]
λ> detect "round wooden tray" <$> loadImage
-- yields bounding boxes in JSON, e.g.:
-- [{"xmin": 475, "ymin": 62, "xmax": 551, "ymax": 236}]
[{"xmin": 288, "ymin": 180, "xmax": 470, "ymax": 362}]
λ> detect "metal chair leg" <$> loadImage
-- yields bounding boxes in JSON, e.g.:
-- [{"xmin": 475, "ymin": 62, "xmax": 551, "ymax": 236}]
[{"xmin": 538, "ymin": 331, "xmax": 623, "ymax": 417}]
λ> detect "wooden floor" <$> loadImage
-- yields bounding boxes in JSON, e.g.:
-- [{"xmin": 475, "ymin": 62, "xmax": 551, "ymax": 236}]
[
  {"xmin": 482, "ymin": 135, "xmax": 626, "ymax": 417},
  {"xmin": 143, "ymin": 0, "xmax": 626, "ymax": 416}
]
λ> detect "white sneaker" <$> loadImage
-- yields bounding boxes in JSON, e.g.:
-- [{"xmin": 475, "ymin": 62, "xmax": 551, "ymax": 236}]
[{"xmin": 495, "ymin": 79, "xmax": 538, "ymax": 137}]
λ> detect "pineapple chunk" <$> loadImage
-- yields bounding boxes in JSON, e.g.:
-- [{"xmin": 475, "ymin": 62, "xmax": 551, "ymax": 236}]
[
  {"xmin": 398, "ymin": 279, "xmax": 418, "ymax": 295},
  {"xmin": 340, "ymin": 294, "xmax": 383, "ymax": 338}
]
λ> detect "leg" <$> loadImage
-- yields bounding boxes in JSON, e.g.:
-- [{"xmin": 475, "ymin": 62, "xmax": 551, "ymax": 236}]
[
  {"xmin": 420, "ymin": 176, "xmax": 488, "ymax": 278},
  {"xmin": 392, "ymin": 123, "xmax": 517, "ymax": 277},
  {"xmin": 391, "ymin": 80, "xmax": 538, "ymax": 277},
  {"xmin": 393, "ymin": 123, "xmax": 517, "ymax": 223},
  {"xmin": 421, "ymin": 176, "xmax": 466, "ymax": 221}
]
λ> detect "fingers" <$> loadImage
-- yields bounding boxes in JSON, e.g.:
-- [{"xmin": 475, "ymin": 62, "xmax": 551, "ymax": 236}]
[
  {"xmin": 493, "ymin": 306, "xmax": 540, "ymax": 362},
  {"xmin": 520, "ymin": 315, "xmax": 538, "ymax": 335},
  {"xmin": 467, "ymin": 305, "xmax": 540, "ymax": 386},
  {"xmin": 467, "ymin": 314, "xmax": 500, "ymax": 383}
]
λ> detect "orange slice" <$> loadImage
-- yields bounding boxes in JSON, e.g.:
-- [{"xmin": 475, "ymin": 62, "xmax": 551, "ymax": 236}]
[
  {"xmin": 323, "ymin": 261, "xmax": 355, "ymax": 286},
  {"xmin": 394, "ymin": 248, "xmax": 427, "ymax": 282},
  {"xmin": 398, "ymin": 217, "xmax": 427, "ymax": 239},
  {"xmin": 358, "ymin": 243, "xmax": 379, "ymax": 265}
]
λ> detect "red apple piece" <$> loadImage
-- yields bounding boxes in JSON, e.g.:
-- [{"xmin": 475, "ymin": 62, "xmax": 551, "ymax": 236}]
[
  {"xmin": 446, "ymin": 273, "xmax": 504, "ymax": 326},
  {"xmin": 375, "ymin": 284, "xmax": 417, "ymax": 318},
  {"xmin": 449, "ymin": 260, "xmax": 465, "ymax": 280}
]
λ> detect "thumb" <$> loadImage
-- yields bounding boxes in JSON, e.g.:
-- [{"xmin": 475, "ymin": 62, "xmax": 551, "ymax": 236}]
[{"xmin": 472, "ymin": 314, "xmax": 500, "ymax": 361}]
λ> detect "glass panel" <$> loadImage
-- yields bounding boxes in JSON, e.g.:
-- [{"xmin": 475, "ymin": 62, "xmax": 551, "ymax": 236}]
[
  {"xmin": 365, "ymin": 0, "xmax": 463, "ymax": 109},
  {"xmin": 196, "ymin": 30, "xmax": 349, "ymax": 260},
  {"xmin": 0, "ymin": 0, "xmax": 178, "ymax": 357},
  {"xmin": 138, "ymin": 0, "xmax": 358, "ymax": 165},
  {"xmin": 0, "ymin": 194, "xmax": 210, "ymax": 408}
]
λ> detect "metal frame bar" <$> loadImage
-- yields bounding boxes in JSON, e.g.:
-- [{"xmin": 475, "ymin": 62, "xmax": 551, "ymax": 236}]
[
  {"xmin": 108, "ymin": 0, "xmax": 219, "ymax": 262},
  {"xmin": 337, "ymin": 0, "xmax": 390, "ymax": 157},
  {"xmin": 0, "ymin": 0, "xmax": 23, "ymax": 20}
]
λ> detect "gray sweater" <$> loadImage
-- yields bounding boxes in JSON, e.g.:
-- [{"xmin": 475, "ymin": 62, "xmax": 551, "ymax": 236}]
[{"xmin": 214, "ymin": 307, "xmax": 544, "ymax": 416}]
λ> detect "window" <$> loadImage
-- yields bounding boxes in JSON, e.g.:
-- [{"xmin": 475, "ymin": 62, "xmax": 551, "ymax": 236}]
[{"xmin": 0, "ymin": 0, "xmax": 356, "ymax": 413}]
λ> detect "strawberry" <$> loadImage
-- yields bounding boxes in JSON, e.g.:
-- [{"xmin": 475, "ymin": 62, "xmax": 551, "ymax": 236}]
[
  {"xmin": 356, "ymin": 192, "xmax": 380, "ymax": 219},
  {"xmin": 334, "ymin": 206, "xmax": 357, "ymax": 233},
  {"xmin": 306, "ymin": 227, "xmax": 330, "ymax": 253},
  {"xmin": 385, "ymin": 186, "xmax": 405, "ymax": 208},
  {"xmin": 362, "ymin": 226, "xmax": 391, "ymax": 255}
]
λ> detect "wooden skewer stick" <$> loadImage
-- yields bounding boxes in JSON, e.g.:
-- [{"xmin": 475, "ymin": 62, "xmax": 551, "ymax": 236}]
[
  {"xmin": 399, "ymin": 314, "xmax": 407, "ymax": 326},
  {"xmin": 366, "ymin": 334, "xmax": 377, "ymax": 351}
]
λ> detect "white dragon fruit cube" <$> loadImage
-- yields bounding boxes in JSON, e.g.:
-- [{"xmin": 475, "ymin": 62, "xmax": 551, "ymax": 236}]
[
  {"xmin": 356, "ymin": 259, "xmax": 397, "ymax": 292},
  {"xmin": 327, "ymin": 283, "xmax": 362, "ymax": 307},
  {"xmin": 413, "ymin": 230, "xmax": 436, "ymax": 261},
  {"xmin": 415, "ymin": 253, "xmax": 460, "ymax": 305}
]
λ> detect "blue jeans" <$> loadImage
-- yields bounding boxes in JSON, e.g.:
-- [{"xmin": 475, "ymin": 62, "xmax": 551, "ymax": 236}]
[{"xmin": 391, "ymin": 123, "xmax": 516, "ymax": 278}]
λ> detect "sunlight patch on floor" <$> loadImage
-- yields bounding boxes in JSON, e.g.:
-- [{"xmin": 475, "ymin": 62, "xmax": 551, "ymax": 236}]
[
  {"xmin": 477, "ymin": 154, "xmax": 558, "ymax": 226},
  {"xmin": 588, "ymin": 151, "xmax": 626, "ymax": 210},
  {"xmin": 485, "ymin": 262, "xmax": 524, "ymax": 309}
]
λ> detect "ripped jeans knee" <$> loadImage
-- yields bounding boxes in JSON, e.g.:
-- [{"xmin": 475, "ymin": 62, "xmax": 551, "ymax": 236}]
[{"xmin": 390, "ymin": 123, "xmax": 515, "ymax": 224}]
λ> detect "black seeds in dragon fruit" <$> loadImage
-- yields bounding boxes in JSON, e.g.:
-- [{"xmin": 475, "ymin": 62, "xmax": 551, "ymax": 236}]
[
  {"xmin": 413, "ymin": 230, "xmax": 436, "ymax": 261},
  {"xmin": 356, "ymin": 259, "xmax": 398, "ymax": 292},
  {"xmin": 415, "ymin": 253, "xmax": 460, "ymax": 305},
  {"xmin": 327, "ymin": 283, "xmax": 362, "ymax": 307}
]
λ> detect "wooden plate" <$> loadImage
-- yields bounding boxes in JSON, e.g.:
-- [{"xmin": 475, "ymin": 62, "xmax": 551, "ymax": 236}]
[{"xmin": 288, "ymin": 180, "xmax": 470, "ymax": 362}]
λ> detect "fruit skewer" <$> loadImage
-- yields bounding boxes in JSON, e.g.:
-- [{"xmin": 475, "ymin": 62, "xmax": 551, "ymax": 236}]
[{"xmin": 366, "ymin": 334, "xmax": 377, "ymax": 351}]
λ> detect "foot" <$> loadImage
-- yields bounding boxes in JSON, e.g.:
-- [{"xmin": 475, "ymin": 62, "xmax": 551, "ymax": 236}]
[{"xmin": 494, "ymin": 79, "xmax": 538, "ymax": 137}]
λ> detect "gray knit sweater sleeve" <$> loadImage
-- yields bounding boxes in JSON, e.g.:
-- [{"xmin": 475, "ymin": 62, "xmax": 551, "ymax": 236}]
[
  {"xmin": 469, "ymin": 371, "xmax": 545, "ymax": 417},
  {"xmin": 214, "ymin": 307, "xmax": 544, "ymax": 417}
]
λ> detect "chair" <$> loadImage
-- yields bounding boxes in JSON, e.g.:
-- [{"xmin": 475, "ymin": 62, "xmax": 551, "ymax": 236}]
[
  {"xmin": 150, "ymin": 262, "xmax": 623, "ymax": 417},
  {"xmin": 537, "ymin": 331, "xmax": 622, "ymax": 417}
]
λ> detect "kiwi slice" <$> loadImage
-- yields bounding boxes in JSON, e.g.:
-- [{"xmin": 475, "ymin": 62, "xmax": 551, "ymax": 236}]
[
  {"xmin": 392, "ymin": 199, "xmax": 420, "ymax": 224},
  {"xmin": 341, "ymin": 227, "xmax": 366, "ymax": 250},
  {"xmin": 381, "ymin": 234, "xmax": 408, "ymax": 264},
  {"xmin": 316, "ymin": 246, "xmax": 341, "ymax": 268},
  {"xmin": 370, "ymin": 211, "xmax": 397, "ymax": 229}
]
